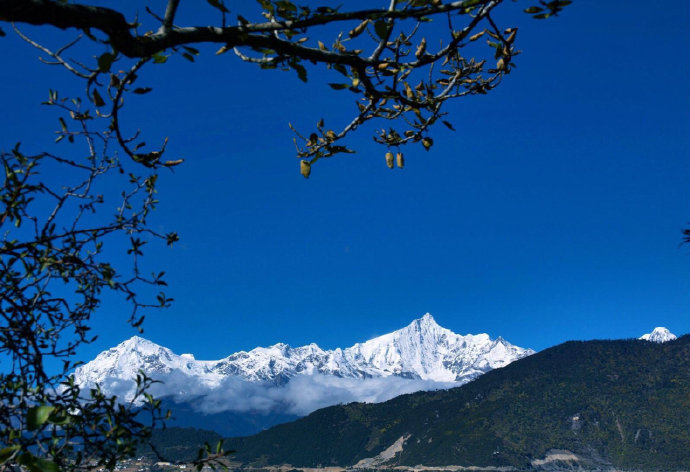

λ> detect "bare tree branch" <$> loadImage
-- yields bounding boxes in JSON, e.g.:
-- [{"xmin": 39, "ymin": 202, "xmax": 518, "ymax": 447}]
[{"xmin": 1, "ymin": 0, "xmax": 496, "ymax": 62}]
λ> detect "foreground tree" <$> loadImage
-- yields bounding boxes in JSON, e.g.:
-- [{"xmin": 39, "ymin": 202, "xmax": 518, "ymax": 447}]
[{"xmin": 0, "ymin": 1, "xmax": 571, "ymax": 471}]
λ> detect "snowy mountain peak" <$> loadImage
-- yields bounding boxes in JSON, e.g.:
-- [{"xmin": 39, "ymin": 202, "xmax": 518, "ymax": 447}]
[
  {"xmin": 73, "ymin": 313, "xmax": 534, "ymax": 411},
  {"xmin": 335, "ymin": 313, "xmax": 518, "ymax": 383},
  {"xmin": 395, "ymin": 313, "xmax": 448, "ymax": 340},
  {"xmin": 119, "ymin": 335, "xmax": 162, "ymax": 350},
  {"xmin": 639, "ymin": 327, "xmax": 677, "ymax": 343},
  {"xmin": 417, "ymin": 312, "xmax": 438, "ymax": 326}
]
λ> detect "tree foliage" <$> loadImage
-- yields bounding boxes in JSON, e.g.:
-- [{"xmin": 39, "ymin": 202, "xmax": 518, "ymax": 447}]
[
  {"xmin": 0, "ymin": 0, "xmax": 571, "ymax": 470},
  {"xmin": 1, "ymin": 0, "xmax": 571, "ymax": 174},
  {"xmin": 0, "ymin": 61, "xmax": 177, "ymax": 472}
]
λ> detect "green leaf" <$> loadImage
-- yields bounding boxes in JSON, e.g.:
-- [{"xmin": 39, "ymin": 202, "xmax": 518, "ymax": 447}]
[
  {"xmin": 523, "ymin": 6, "xmax": 543, "ymax": 13},
  {"xmin": 0, "ymin": 446, "xmax": 20, "ymax": 464},
  {"xmin": 207, "ymin": 0, "xmax": 229, "ymax": 13},
  {"xmin": 328, "ymin": 83, "xmax": 348, "ymax": 90},
  {"xmin": 133, "ymin": 87, "xmax": 153, "ymax": 94},
  {"xmin": 47, "ymin": 408, "xmax": 71, "ymax": 426},
  {"xmin": 97, "ymin": 52, "xmax": 115, "ymax": 72},
  {"xmin": 332, "ymin": 63, "xmax": 347, "ymax": 76},
  {"xmin": 152, "ymin": 52, "xmax": 169, "ymax": 64},
  {"xmin": 92, "ymin": 89, "xmax": 105, "ymax": 107},
  {"xmin": 32, "ymin": 459, "xmax": 59, "ymax": 472},
  {"xmin": 256, "ymin": 0, "xmax": 273, "ymax": 12},
  {"xmin": 374, "ymin": 20, "xmax": 389, "ymax": 40},
  {"xmin": 18, "ymin": 453, "xmax": 34, "ymax": 467},
  {"xmin": 293, "ymin": 63, "xmax": 308, "ymax": 82},
  {"xmin": 17, "ymin": 453, "xmax": 59, "ymax": 472},
  {"xmin": 27, "ymin": 405, "xmax": 55, "ymax": 431},
  {"xmin": 165, "ymin": 232, "xmax": 179, "ymax": 246}
]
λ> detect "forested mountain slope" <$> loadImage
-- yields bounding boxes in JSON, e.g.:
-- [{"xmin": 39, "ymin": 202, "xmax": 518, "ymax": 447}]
[{"xmin": 227, "ymin": 336, "xmax": 690, "ymax": 470}]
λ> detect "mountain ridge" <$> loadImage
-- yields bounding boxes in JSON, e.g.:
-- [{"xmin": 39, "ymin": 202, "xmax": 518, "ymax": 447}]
[
  {"xmin": 73, "ymin": 313, "xmax": 535, "ymax": 405},
  {"xmin": 74, "ymin": 317, "xmax": 680, "ymax": 438}
]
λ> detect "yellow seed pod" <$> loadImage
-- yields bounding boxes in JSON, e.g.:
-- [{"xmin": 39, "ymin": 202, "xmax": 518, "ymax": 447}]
[
  {"xmin": 163, "ymin": 159, "xmax": 184, "ymax": 167},
  {"xmin": 348, "ymin": 19, "xmax": 370, "ymax": 38},
  {"xmin": 496, "ymin": 58, "xmax": 505, "ymax": 70},
  {"xmin": 396, "ymin": 152, "xmax": 404, "ymax": 169},
  {"xmin": 300, "ymin": 160, "xmax": 311, "ymax": 178},
  {"xmin": 385, "ymin": 152, "xmax": 394, "ymax": 169},
  {"xmin": 469, "ymin": 30, "xmax": 485, "ymax": 42},
  {"xmin": 415, "ymin": 38, "xmax": 427, "ymax": 59},
  {"xmin": 405, "ymin": 83, "xmax": 414, "ymax": 100}
]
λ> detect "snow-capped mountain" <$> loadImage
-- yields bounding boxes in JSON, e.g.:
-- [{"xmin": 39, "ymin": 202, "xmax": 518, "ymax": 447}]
[
  {"xmin": 73, "ymin": 314, "xmax": 533, "ymax": 415},
  {"xmin": 335, "ymin": 314, "xmax": 532, "ymax": 382},
  {"xmin": 639, "ymin": 327, "xmax": 677, "ymax": 343}
]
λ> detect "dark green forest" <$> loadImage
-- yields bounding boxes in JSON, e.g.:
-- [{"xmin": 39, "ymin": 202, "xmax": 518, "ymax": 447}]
[{"xmin": 138, "ymin": 427, "xmax": 224, "ymax": 463}]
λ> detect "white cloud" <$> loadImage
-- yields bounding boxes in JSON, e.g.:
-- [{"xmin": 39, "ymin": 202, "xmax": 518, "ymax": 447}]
[{"xmin": 141, "ymin": 372, "xmax": 456, "ymax": 416}]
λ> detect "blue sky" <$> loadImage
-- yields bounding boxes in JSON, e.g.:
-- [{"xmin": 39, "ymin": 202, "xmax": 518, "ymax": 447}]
[{"xmin": 1, "ymin": 0, "xmax": 688, "ymax": 363}]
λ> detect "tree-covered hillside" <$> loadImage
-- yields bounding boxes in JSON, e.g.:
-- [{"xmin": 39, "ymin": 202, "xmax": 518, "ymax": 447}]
[
  {"xmin": 226, "ymin": 336, "xmax": 690, "ymax": 470},
  {"xmin": 138, "ymin": 427, "xmax": 223, "ymax": 463}
]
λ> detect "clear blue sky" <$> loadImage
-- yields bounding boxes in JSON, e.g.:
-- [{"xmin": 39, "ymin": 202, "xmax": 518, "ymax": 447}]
[{"xmin": 1, "ymin": 0, "xmax": 688, "ymax": 363}]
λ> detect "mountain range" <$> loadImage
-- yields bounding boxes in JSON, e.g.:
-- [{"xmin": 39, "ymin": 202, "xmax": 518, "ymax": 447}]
[
  {"xmin": 74, "ymin": 318, "xmax": 678, "ymax": 437},
  {"xmin": 75, "ymin": 314, "xmax": 533, "ymax": 389},
  {"xmin": 73, "ymin": 314, "xmax": 533, "ymax": 434}
]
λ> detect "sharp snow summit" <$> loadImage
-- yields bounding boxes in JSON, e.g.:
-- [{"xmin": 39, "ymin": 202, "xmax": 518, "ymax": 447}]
[{"xmin": 639, "ymin": 327, "xmax": 677, "ymax": 343}]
